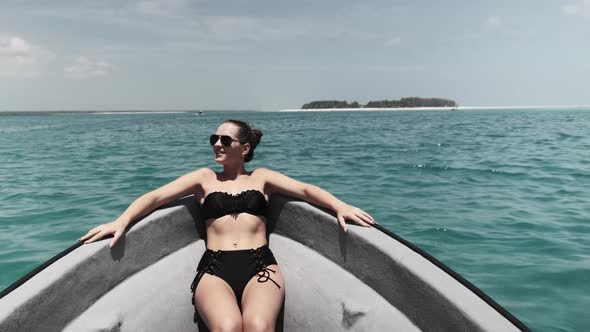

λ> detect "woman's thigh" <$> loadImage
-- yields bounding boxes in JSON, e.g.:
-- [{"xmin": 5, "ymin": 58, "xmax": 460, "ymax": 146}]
[
  {"xmin": 241, "ymin": 264, "xmax": 285, "ymax": 326},
  {"xmin": 194, "ymin": 273, "xmax": 242, "ymax": 330}
]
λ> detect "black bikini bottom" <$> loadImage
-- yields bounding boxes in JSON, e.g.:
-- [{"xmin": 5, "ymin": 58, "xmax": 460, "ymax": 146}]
[{"xmin": 190, "ymin": 244, "xmax": 280, "ymax": 317}]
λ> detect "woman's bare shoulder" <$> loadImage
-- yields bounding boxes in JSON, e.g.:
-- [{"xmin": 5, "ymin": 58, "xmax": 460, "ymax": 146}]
[
  {"xmin": 193, "ymin": 167, "xmax": 215, "ymax": 176},
  {"xmin": 175, "ymin": 167, "xmax": 215, "ymax": 186},
  {"xmin": 252, "ymin": 167, "xmax": 281, "ymax": 177}
]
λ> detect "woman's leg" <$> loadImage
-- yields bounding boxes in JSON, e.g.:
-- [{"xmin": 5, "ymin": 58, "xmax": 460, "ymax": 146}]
[
  {"xmin": 194, "ymin": 273, "xmax": 243, "ymax": 332},
  {"xmin": 241, "ymin": 264, "xmax": 286, "ymax": 332}
]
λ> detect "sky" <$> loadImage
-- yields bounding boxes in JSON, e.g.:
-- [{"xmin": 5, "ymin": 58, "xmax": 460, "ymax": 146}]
[{"xmin": 1, "ymin": 0, "xmax": 590, "ymax": 111}]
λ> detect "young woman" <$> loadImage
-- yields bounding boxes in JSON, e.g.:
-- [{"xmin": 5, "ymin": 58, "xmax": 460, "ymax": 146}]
[{"xmin": 80, "ymin": 119, "xmax": 375, "ymax": 332}]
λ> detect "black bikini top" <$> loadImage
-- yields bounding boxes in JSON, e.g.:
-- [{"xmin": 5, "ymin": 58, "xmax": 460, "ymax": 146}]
[{"xmin": 200, "ymin": 189, "xmax": 267, "ymax": 220}]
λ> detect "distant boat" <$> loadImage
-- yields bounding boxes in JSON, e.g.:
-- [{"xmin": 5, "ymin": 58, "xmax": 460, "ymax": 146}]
[{"xmin": 0, "ymin": 195, "xmax": 530, "ymax": 331}]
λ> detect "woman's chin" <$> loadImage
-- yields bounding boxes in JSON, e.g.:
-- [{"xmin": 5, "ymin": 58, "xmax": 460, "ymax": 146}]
[{"xmin": 214, "ymin": 155, "xmax": 228, "ymax": 164}]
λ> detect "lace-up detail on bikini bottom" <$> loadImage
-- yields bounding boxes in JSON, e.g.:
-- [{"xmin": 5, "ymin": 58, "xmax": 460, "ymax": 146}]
[
  {"xmin": 190, "ymin": 250, "xmax": 222, "ymax": 305},
  {"xmin": 189, "ymin": 244, "xmax": 280, "ymax": 320},
  {"xmin": 250, "ymin": 246, "xmax": 281, "ymax": 289}
]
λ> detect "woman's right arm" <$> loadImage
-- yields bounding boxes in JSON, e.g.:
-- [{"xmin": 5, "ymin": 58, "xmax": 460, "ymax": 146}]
[{"xmin": 79, "ymin": 168, "xmax": 209, "ymax": 247}]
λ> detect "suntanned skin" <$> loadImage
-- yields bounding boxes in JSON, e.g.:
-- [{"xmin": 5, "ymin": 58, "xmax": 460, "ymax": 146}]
[{"xmin": 80, "ymin": 121, "xmax": 375, "ymax": 332}]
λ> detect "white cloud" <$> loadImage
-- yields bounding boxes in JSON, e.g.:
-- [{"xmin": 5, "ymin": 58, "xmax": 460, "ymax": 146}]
[
  {"xmin": 0, "ymin": 36, "xmax": 31, "ymax": 56},
  {"xmin": 0, "ymin": 34, "xmax": 54, "ymax": 78},
  {"xmin": 561, "ymin": 0, "xmax": 590, "ymax": 16},
  {"xmin": 64, "ymin": 56, "xmax": 113, "ymax": 79},
  {"xmin": 384, "ymin": 36, "xmax": 401, "ymax": 47},
  {"xmin": 485, "ymin": 16, "xmax": 503, "ymax": 29}
]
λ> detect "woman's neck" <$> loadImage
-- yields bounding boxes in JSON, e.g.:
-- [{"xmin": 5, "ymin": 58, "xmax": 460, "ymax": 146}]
[{"xmin": 220, "ymin": 165, "xmax": 247, "ymax": 180}]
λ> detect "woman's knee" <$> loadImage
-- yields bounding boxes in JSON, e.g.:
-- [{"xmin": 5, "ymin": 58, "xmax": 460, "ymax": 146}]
[
  {"xmin": 242, "ymin": 313, "xmax": 274, "ymax": 332},
  {"xmin": 209, "ymin": 315, "xmax": 242, "ymax": 332}
]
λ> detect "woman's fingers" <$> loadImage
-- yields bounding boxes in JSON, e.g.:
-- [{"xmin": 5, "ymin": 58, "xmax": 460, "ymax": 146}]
[
  {"xmin": 351, "ymin": 207, "xmax": 375, "ymax": 224},
  {"xmin": 360, "ymin": 210, "xmax": 376, "ymax": 223},
  {"xmin": 85, "ymin": 231, "xmax": 107, "ymax": 244},
  {"xmin": 346, "ymin": 208, "xmax": 373, "ymax": 227},
  {"xmin": 80, "ymin": 226, "xmax": 99, "ymax": 241},
  {"xmin": 350, "ymin": 214, "xmax": 372, "ymax": 227},
  {"xmin": 339, "ymin": 213, "xmax": 371, "ymax": 230},
  {"xmin": 80, "ymin": 222, "xmax": 121, "ymax": 244},
  {"xmin": 335, "ymin": 204, "xmax": 378, "ymax": 231},
  {"xmin": 358, "ymin": 212, "xmax": 376, "ymax": 226},
  {"xmin": 110, "ymin": 230, "xmax": 124, "ymax": 248},
  {"xmin": 337, "ymin": 215, "xmax": 348, "ymax": 233},
  {"xmin": 79, "ymin": 229, "xmax": 98, "ymax": 242}
]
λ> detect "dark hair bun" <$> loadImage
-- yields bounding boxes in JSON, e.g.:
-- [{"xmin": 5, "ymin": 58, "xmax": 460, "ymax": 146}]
[
  {"xmin": 244, "ymin": 127, "xmax": 262, "ymax": 162},
  {"xmin": 223, "ymin": 119, "xmax": 263, "ymax": 162},
  {"xmin": 250, "ymin": 128, "xmax": 263, "ymax": 147}
]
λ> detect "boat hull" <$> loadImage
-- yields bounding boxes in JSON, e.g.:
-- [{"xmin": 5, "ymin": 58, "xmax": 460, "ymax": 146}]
[{"xmin": 0, "ymin": 195, "xmax": 528, "ymax": 331}]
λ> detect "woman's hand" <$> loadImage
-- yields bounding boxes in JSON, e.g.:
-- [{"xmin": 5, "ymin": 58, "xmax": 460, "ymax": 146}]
[
  {"xmin": 79, "ymin": 221, "xmax": 127, "ymax": 248},
  {"xmin": 335, "ymin": 203, "xmax": 376, "ymax": 233}
]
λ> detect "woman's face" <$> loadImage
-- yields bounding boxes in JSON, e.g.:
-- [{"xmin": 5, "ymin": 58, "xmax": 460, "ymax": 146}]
[{"xmin": 212, "ymin": 122, "xmax": 249, "ymax": 165}]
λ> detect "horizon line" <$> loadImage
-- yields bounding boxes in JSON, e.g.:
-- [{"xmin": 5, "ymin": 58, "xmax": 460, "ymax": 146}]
[{"xmin": 1, "ymin": 105, "xmax": 590, "ymax": 114}]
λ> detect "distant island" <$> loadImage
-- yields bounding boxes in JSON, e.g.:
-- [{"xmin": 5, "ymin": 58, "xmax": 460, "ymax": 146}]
[{"xmin": 302, "ymin": 98, "xmax": 457, "ymax": 109}]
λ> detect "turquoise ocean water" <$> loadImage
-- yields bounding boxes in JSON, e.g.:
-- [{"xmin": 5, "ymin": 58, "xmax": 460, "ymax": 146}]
[{"xmin": 1, "ymin": 109, "xmax": 589, "ymax": 331}]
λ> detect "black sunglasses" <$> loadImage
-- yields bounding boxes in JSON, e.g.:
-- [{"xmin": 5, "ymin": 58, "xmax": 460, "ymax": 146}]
[{"xmin": 209, "ymin": 134, "xmax": 239, "ymax": 146}]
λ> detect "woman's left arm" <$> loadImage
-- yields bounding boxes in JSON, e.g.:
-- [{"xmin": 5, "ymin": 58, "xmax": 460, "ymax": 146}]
[{"xmin": 258, "ymin": 168, "xmax": 376, "ymax": 232}]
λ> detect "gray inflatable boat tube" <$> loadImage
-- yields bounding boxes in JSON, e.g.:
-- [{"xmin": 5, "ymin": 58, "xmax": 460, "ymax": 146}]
[{"xmin": 0, "ymin": 195, "xmax": 530, "ymax": 331}]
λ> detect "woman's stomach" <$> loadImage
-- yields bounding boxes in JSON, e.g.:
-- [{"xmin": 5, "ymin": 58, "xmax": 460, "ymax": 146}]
[{"xmin": 205, "ymin": 213, "xmax": 268, "ymax": 250}]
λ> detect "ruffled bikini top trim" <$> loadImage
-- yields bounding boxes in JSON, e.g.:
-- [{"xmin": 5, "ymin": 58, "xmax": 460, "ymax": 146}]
[{"xmin": 200, "ymin": 189, "xmax": 267, "ymax": 220}]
